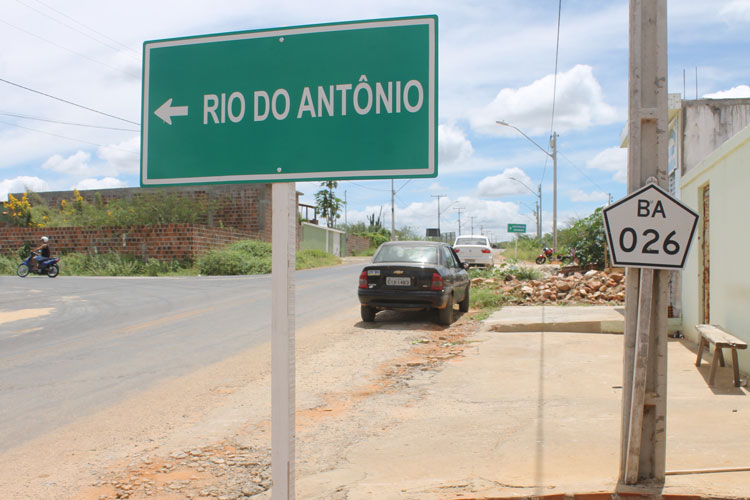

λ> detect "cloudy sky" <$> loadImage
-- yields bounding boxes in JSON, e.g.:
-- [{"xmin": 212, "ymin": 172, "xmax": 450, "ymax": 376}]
[{"xmin": 2, "ymin": 0, "xmax": 750, "ymax": 241}]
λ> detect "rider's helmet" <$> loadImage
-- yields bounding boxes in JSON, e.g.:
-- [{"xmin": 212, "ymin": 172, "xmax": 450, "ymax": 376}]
[{"xmin": 41, "ymin": 236, "xmax": 49, "ymax": 243}]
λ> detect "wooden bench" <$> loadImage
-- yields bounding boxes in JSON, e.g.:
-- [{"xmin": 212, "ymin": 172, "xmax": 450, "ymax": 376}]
[{"xmin": 695, "ymin": 324, "xmax": 748, "ymax": 387}]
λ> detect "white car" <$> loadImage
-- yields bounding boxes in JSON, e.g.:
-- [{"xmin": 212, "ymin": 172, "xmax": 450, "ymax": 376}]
[{"xmin": 452, "ymin": 235, "xmax": 494, "ymax": 268}]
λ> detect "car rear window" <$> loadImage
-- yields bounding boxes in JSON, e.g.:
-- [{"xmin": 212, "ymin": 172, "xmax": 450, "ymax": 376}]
[
  {"xmin": 455, "ymin": 238, "xmax": 488, "ymax": 246},
  {"xmin": 373, "ymin": 245, "xmax": 439, "ymax": 264}
]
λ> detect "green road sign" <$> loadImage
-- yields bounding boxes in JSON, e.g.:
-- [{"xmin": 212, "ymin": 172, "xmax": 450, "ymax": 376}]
[
  {"xmin": 141, "ymin": 16, "xmax": 438, "ymax": 186},
  {"xmin": 507, "ymin": 223, "xmax": 526, "ymax": 233}
]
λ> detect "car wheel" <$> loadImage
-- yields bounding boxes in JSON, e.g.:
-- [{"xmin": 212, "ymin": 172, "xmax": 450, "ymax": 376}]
[
  {"xmin": 17, "ymin": 263, "xmax": 30, "ymax": 278},
  {"xmin": 436, "ymin": 294, "xmax": 454, "ymax": 326},
  {"xmin": 47, "ymin": 264, "xmax": 59, "ymax": 278},
  {"xmin": 459, "ymin": 286, "xmax": 470, "ymax": 312},
  {"xmin": 360, "ymin": 305, "xmax": 376, "ymax": 322}
]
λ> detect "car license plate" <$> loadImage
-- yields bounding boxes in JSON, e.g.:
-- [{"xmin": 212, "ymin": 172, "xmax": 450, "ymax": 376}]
[
  {"xmin": 464, "ymin": 258, "xmax": 475, "ymax": 262},
  {"xmin": 386, "ymin": 277, "xmax": 411, "ymax": 286}
]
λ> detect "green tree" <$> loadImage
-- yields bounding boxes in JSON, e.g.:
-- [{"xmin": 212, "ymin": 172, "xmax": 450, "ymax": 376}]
[
  {"xmin": 314, "ymin": 181, "xmax": 343, "ymax": 228},
  {"xmin": 559, "ymin": 207, "xmax": 607, "ymax": 269}
]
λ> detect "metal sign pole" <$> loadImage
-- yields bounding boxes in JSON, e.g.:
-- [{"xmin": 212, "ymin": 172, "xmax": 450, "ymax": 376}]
[{"xmin": 272, "ymin": 182, "xmax": 296, "ymax": 499}]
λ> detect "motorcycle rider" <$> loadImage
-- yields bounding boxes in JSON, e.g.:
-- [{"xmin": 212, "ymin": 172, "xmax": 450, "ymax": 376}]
[{"xmin": 30, "ymin": 236, "xmax": 51, "ymax": 273}]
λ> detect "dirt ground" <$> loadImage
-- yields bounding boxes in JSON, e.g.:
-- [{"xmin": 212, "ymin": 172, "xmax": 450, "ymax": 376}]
[{"xmin": 0, "ymin": 302, "xmax": 484, "ymax": 500}]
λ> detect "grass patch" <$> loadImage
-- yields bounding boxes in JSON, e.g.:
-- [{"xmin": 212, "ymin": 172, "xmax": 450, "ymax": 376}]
[
  {"xmin": 61, "ymin": 252, "xmax": 193, "ymax": 276},
  {"xmin": 0, "ymin": 254, "xmax": 16, "ymax": 275},
  {"xmin": 296, "ymin": 249, "xmax": 341, "ymax": 270},
  {"xmin": 468, "ymin": 261, "xmax": 542, "ymax": 282},
  {"xmin": 470, "ymin": 287, "xmax": 506, "ymax": 309}
]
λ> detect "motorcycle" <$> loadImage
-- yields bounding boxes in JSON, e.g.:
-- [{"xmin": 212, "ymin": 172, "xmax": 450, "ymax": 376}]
[
  {"xmin": 17, "ymin": 252, "xmax": 61, "ymax": 278},
  {"xmin": 535, "ymin": 247, "xmax": 575, "ymax": 265}
]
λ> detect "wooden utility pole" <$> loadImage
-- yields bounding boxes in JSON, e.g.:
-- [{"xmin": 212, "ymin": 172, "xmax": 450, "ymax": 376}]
[{"xmin": 620, "ymin": 0, "xmax": 669, "ymax": 486}]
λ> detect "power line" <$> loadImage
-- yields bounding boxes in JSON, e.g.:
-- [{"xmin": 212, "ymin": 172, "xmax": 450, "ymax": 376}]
[
  {"xmin": 0, "ymin": 119, "xmax": 139, "ymax": 156},
  {"xmin": 559, "ymin": 151, "xmax": 607, "ymax": 193},
  {"xmin": 0, "ymin": 111, "xmax": 139, "ymax": 131},
  {"xmin": 540, "ymin": 0, "xmax": 563, "ymax": 187},
  {"xmin": 0, "ymin": 77, "xmax": 139, "ymax": 125},
  {"xmin": 15, "ymin": 0, "xmax": 139, "ymax": 60},
  {"xmin": 550, "ymin": 0, "xmax": 562, "ymax": 137},
  {"xmin": 0, "ymin": 17, "xmax": 136, "ymax": 77},
  {"xmin": 346, "ymin": 181, "xmax": 391, "ymax": 192},
  {"xmin": 30, "ymin": 0, "xmax": 137, "ymax": 56}
]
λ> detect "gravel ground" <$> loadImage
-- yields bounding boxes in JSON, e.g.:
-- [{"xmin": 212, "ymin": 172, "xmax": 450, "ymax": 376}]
[{"xmin": 0, "ymin": 301, "xmax": 481, "ymax": 500}]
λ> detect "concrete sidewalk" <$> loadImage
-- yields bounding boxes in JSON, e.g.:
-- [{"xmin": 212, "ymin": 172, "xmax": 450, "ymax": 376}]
[
  {"xmin": 483, "ymin": 305, "xmax": 626, "ymax": 334},
  {"xmin": 299, "ymin": 305, "xmax": 750, "ymax": 499}
]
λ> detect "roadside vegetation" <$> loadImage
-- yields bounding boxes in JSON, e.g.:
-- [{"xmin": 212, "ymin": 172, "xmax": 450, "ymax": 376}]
[
  {"xmin": 1, "ymin": 190, "xmax": 214, "ymax": 228},
  {"xmin": 500, "ymin": 207, "xmax": 607, "ymax": 269},
  {"xmin": 1, "ymin": 239, "xmax": 340, "ymax": 277},
  {"xmin": 466, "ymin": 260, "xmax": 543, "ymax": 320}
]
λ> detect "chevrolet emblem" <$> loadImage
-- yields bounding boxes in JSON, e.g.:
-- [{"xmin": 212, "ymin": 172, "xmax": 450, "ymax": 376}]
[{"xmin": 393, "ymin": 270, "xmax": 404, "ymax": 275}]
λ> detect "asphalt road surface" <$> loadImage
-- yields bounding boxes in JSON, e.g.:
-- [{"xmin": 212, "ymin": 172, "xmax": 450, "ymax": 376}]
[{"xmin": 0, "ymin": 261, "xmax": 362, "ymax": 452}]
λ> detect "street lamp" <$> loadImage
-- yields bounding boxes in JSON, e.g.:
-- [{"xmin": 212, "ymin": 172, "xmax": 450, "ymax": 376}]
[
  {"xmin": 508, "ymin": 175, "xmax": 542, "ymax": 241},
  {"xmin": 497, "ymin": 120, "xmax": 558, "ymax": 251}
]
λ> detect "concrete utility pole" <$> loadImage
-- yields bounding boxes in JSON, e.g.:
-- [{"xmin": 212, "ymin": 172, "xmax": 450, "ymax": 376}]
[
  {"xmin": 469, "ymin": 216, "xmax": 476, "ymax": 235},
  {"xmin": 391, "ymin": 180, "xmax": 396, "ymax": 241},
  {"xmin": 497, "ymin": 121, "xmax": 555, "ymax": 248},
  {"xmin": 550, "ymin": 131, "xmax": 558, "ymax": 251},
  {"xmin": 455, "ymin": 207, "xmax": 465, "ymax": 236},
  {"xmin": 432, "ymin": 194, "xmax": 446, "ymax": 239},
  {"xmin": 620, "ymin": 0, "xmax": 669, "ymax": 487}
]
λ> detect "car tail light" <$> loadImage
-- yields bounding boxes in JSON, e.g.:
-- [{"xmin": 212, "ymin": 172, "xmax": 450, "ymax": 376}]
[
  {"xmin": 359, "ymin": 271, "xmax": 368, "ymax": 289},
  {"xmin": 430, "ymin": 272, "xmax": 444, "ymax": 291},
  {"xmin": 481, "ymin": 248, "xmax": 491, "ymax": 254}
]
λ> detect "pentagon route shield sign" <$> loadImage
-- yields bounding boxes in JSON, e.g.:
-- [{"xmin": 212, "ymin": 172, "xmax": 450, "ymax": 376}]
[{"xmin": 602, "ymin": 183, "xmax": 699, "ymax": 270}]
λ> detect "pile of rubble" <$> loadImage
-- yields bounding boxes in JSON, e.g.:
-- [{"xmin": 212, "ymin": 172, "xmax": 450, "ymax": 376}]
[{"xmin": 472, "ymin": 268, "xmax": 626, "ymax": 305}]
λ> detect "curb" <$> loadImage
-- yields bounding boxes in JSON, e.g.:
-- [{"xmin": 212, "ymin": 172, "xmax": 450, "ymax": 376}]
[
  {"xmin": 486, "ymin": 320, "xmax": 624, "ymax": 334},
  {"xmin": 452, "ymin": 494, "xmax": 741, "ymax": 500}
]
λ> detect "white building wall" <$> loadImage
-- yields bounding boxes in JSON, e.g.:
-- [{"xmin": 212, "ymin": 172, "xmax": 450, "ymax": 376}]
[
  {"xmin": 681, "ymin": 99, "xmax": 750, "ymax": 175},
  {"xmin": 680, "ymin": 124, "xmax": 750, "ymax": 377}
]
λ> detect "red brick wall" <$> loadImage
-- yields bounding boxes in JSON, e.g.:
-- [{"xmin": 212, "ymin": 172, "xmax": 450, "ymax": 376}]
[
  {"xmin": 346, "ymin": 233, "xmax": 372, "ymax": 255},
  {"xmin": 16, "ymin": 184, "xmax": 273, "ymax": 241},
  {"xmin": 0, "ymin": 224, "xmax": 258, "ymax": 261}
]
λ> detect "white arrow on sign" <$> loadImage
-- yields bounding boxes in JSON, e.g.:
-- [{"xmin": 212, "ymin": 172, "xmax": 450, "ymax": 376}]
[{"xmin": 154, "ymin": 98, "xmax": 188, "ymax": 125}]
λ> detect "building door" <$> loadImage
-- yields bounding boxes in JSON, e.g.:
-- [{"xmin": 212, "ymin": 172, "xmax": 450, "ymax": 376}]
[{"xmin": 700, "ymin": 184, "xmax": 710, "ymax": 324}]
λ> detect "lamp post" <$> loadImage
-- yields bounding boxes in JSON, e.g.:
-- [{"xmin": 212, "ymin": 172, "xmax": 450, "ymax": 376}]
[
  {"xmin": 497, "ymin": 120, "xmax": 558, "ymax": 251},
  {"xmin": 508, "ymin": 176, "xmax": 542, "ymax": 241}
]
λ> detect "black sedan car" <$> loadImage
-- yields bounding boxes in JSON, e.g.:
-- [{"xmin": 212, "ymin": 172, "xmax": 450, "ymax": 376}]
[{"xmin": 358, "ymin": 241, "xmax": 470, "ymax": 325}]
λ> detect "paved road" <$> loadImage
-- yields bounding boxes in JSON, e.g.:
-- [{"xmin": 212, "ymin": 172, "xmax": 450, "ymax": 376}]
[{"xmin": 0, "ymin": 262, "xmax": 363, "ymax": 451}]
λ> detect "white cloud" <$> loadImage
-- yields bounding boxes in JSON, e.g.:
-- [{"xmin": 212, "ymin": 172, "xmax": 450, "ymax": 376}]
[
  {"xmin": 366, "ymin": 195, "xmax": 529, "ymax": 241},
  {"xmin": 469, "ymin": 65, "xmax": 620, "ymax": 136},
  {"xmin": 428, "ymin": 182, "xmax": 446, "ymax": 192},
  {"xmin": 569, "ymin": 189, "xmax": 609, "ymax": 203},
  {"xmin": 477, "ymin": 168, "xmax": 536, "ymax": 198},
  {"xmin": 719, "ymin": 1, "xmax": 750, "ymax": 22},
  {"xmin": 73, "ymin": 177, "xmax": 128, "ymax": 191},
  {"xmin": 42, "ymin": 151, "xmax": 95, "ymax": 176},
  {"xmin": 438, "ymin": 123, "xmax": 474, "ymax": 166},
  {"xmin": 587, "ymin": 146, "xmax": 627, "ymax": 183},
  {"xmin": 703, "ymin": 85, "xmax": 750, "ymax": 99},
  {"xmin": 1, "ymin": 176, "xmax": 50, "ymax": 202},
  {"xmin": 97, "ymin": 136, "xmax": 140, "ymax": 175}
]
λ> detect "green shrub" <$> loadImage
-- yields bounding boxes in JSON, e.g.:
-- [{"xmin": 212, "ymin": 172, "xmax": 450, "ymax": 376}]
[
  {"xmin": 0, "ymin": 254, "xmax": 16, "ymax": 274},
  {"xmin": 62, "ymin": 252, "xmax": 145, "ymax": 276},
  {"xmin": 198, "ymin": 248, "xmax": 270, "ymax": 275},
  {"xmin": 470, "ymin": 288, "xmax": 506, "ymax": 309},
  {"xmin": 296, "ymin": 249, "xmax": 340, "ymax": 270},
  {"xmin": 226, "ymin": 239, "xmax": 272, "ymax": 258}
]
